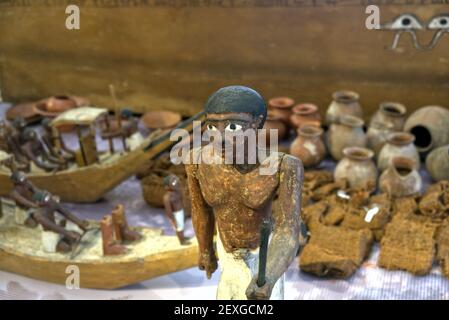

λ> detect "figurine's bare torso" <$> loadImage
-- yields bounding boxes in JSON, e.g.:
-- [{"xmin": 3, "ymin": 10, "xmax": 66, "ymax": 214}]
[{"xmin": 192, "ymin": 147, "xmax": 282, "ymax": 252}]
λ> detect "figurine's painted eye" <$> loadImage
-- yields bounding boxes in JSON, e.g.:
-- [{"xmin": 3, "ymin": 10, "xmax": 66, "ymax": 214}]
[
  {"xmin": 390, "ymin": 14, "xmax": 423, "ymax": 30},
  {"xmin": 225, "ymin": 123, "xmax": 242, "ymax": 132},
  {"xmin": 206, "ymin": 124, "xmax": 218, "ymax": 131}
]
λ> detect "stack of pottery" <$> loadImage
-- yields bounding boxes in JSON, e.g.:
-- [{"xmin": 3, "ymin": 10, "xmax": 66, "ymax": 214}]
[
  {"xmin": 367, "ymin": 102, "xmax": 407, "ymax": 158},
  {"xmin": 426, "ymin": 145, "xmax": 449, "ymax": 182},
  {"xmin": 290, "ymin": 103, "xmax": 322, "ymax": 129},
  {"xmin": 6, "ymin": 95, "xmax": 90, "ymax": 124},
  {"xmin": 334, "ymin": 147, "xmax": 378, "ymax": 192},
  {"xmin": 268, "ymin": 97, "xmax": 295, "ymax": 129},
  {"xmin": 369, "ymin": 102, "xmax": 407, "ymax": 131},
  {"xmin": 367, "ymin": 121, "xmax": 395, "ymax": 158},
  {"xmin": 377, "ymin": 132, "xmax": 420, "ymax": 171},
  {"xmin": 379, "ymin": 156, "xmax": 422, "ymax": 197},
  {"xmin": 327, "ymin": 114, "xmax": 367, "ymax": 161},
  {"xmin": 289, "ymin": 125, "xmax": 326, "ymax": 168},
  {"xmin": 404, "ymin": 105, "xmax": 449, "ymax": 155},
  {"xmin": 263, "ymin": 111, "xmax": 288, "ymax": 145},
  {"xmin": 325, "ymin": 90, "xmax": 363, "ymax": 125}
]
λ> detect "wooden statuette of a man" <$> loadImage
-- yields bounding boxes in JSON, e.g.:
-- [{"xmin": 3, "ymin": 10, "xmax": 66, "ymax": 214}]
[
  {"xmin": 163, "ymin": 174, "xmax": 189, "ymax": 245},
  {"xmin": 185, "ymin": 86, "xmax": 305, "ymax": 300}
]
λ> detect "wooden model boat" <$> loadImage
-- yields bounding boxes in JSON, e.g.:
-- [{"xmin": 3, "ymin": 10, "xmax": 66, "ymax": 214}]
[
  {"xmin": 0, "ymin": 107, "xmax": 205, "ymax": 203},
  {"xmin": 0, "ymin": 202, "xmax": 199, "ymax": 289}
]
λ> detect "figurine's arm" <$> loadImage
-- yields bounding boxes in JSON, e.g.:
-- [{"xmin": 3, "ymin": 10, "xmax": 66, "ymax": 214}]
[
  {"xmin": 33, "ymin": 209, "xmax": 81, "ymax": 242},
  {"xmin": 45, "ymin": 151, "xmax": 66, "ymax": 165},
  {"xmin": 54, "ymin": 202, "xmax": 88, "ymax": 231},
  {"xmin": 10, "ymin": 189, "xmax": 38, "ymax": 209},
  {"xmin": 21, "ymin": 145, "xmax": 59, "ymax": 171},
  {"xmin": 7, "ymin": 138, "xmax": 28, "ymax": 164},
  {"xmin": 247, "ymin": 155, "xmax": 303, "ymax": 299},
  {"xmin": 185, "ymin": 163, "xmax": 217, "ymax": 278},
  {"xmin": 42, "ymin": 136, "xmax": 59, "ymax": 158}
]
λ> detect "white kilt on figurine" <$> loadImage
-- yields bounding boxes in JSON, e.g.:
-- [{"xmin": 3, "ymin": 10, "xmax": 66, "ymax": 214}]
[{"xmin": 216, "ymin": 234, "xmax": 284, "ymax": 300}]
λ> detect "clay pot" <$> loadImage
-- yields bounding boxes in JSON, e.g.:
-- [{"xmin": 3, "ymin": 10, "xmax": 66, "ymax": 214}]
[
  {"xmin": 378, "ymin": 132, "xmax": 420, "ymax": 171},
  {"xmin": 325, "ymin": 90, "xmax": 363, "ymax": 125},
  {"xmin": 141, "ymin": 111, "xmax": 182, "ymax": 130},
  {"xmin": 426, "ymin": 145, "xmax": 449, "ymax": 182},
  {"xmin": 290, "ymin": 103, "xmax": 321, "ymax": 129},
  {"xmin": 7, "ymin": 95, "xmax": 89, "ymax": 124},
  {"xmin": 334, "ymin": 147, "xmax": 378, "ymax": 192},
  {"xmin": 35, "ymin": 96, "xmax": 78, "ymax": 116},
  {"xmin": 262, "ymin": 111, "xmax": 287, "ymax": 144},
  {"xmin": 289, "ymin": 125, "xmax": 326, "ymax": 168},
  {"xmin": 327, "ymin": 115, "xmax": 367, "ymax": 161},
  {"xmin": 379, "ymin": 157, "xmax": 422, "ymax": 197},
  {"xmin": 404, "ymin": 105, "xmax": 449, "ymax": 155},
  {"xmin": 6, "ymin": 102, "xmax": 41, "ymax": 123},
  {"xmin": 369, "ymin": 102, "xmax": 407, "ymax": 131},
  {"xmin": 367, "ymin": 121, "xmax": 395, "ymax": 158},
  {"xmin": 268, "ymin": 97, "xmax": 295, "ymax": 127}
]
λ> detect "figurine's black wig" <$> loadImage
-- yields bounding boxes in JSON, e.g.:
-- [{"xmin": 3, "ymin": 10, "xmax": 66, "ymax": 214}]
[
  {"xmin": 163, "ymin": 174, "xmax": 179, "ymax": 187},
  {"xmin": 10, "ymin": 171, "xmax": 26, "ymax": 183},
  {"xmin": 204, "ymin": 86, "xmax": 267, "ymax": 128}
]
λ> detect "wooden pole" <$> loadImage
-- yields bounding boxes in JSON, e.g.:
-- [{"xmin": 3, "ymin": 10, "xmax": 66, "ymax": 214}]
[
  {"xmin": 76, "ymin": 125, "xmax": 87, "ymax": 166},
  {"xmin": 109, "ymin": 84, "xmax": 127, "ymax": 151},
  {"xmin": 103, "ymin": 115, "xmax": 115, "ymax": 154}
]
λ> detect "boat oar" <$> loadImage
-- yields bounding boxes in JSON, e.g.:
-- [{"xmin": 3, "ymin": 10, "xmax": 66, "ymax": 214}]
[
  {"xmin": 70, "ymin": 227, "xmax": 101, "ymax": 260},
  {"xmin": 143, "ymin": 110, "xmax": 206, "ymax": 157},
  {"xmin": 257, "ymin": 218, "xmax": 271, "ymax": 287}
]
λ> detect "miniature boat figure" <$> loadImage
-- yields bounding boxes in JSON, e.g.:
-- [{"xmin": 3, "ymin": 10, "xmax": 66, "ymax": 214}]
[
  {"xmin": 0, "ymin": 159, "xmax": 199, "ymax": 289},
  {"xmin": 0, "ymin": 106, "xmax": 206, "ymax": 202}
]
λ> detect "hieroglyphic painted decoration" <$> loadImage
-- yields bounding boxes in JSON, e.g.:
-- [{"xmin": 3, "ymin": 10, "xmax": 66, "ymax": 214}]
[
  {"xmin": 426, "ymin": 14, "xmax": 449, "ymax": 49},
  {"xmin": 380, "ymin": 13, "xmax": 449, "ymax": 50},
  {"xmin": 380, "ymin": 14, "xmax": 424, "ymax": 50}
]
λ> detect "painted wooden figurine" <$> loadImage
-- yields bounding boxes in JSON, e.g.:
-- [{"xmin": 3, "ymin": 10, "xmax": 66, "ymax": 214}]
[
  {"xmin": 9, "ymin": 171, "xmax": 39, "ymax": 227},
  {"xmin": 41, "ymin": 118, "xmax": 76, "ymax": 162},
  {"xmin": 19, "ymin": 129, "xmax": 65, "ymax": 171},
  {"xmin": 31, "ymin": 190, "xmax": 89, "ymax": 252},
  {"xmin": 163, "ymin": 174, "xmax": 189, "ymax": 245},
  {"xmin": 0, "ymin": 119, "xmax": 30, "ymax": 170},
  {"xmin": 185, "ymin": 86, "xmax": 305, "ymax": 300}
]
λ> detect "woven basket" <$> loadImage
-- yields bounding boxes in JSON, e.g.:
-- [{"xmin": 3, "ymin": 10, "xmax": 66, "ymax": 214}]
[
  {"xmin": 141, "ymin": 169, "xmax": 168, "ymax": 208},
  {"xmin": 141, "ymin": 168, "xmax": 191, "ymax": 217}
]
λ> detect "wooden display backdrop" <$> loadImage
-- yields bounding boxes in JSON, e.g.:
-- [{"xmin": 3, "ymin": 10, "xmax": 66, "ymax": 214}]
[{"xmin": 0, "ymin": 1, "xmax": 448, "ymax": 118}]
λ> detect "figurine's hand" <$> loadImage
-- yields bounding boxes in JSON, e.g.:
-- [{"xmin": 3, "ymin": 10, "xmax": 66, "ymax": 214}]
[
  {"xmin": 79, "ymin": 220, "xmax": 89, "ymax": 231},
  {"xmin": 67, "ymin": 231, "xmax": 82, "ymax": 244},
  {"xmin": 198, "ymin": 252, "xmax": 218, "ymax": 279},
  {"xmin": 245, "ymin": 277, "xmax": 273, "ymax": 300}
]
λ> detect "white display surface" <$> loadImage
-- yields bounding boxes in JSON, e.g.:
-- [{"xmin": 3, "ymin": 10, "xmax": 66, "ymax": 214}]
[{"xmin": 0, "ymin": 103, "xmax": 448, "ymax": 300}]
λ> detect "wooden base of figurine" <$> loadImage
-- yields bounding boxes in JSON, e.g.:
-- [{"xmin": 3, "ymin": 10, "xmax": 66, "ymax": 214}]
[{"xmin": 0, "ymin": 212, "xmax": 198, "ymax": 289}]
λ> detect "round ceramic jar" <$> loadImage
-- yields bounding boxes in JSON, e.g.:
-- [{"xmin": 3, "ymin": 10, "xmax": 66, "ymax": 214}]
[
  {"xmin": 377, "ymin": 132, "xmax": 420, "ymax": 172},
  {"xmin": 325, "ymin": 90, "xmax": 363, "ymax": 125},
  {"xmin": 289, "ymin": 125, "xmax": 326, "ymax": 168},
  {"xmin": 327, "ymin": 114, "xmax": 367, "ymax": 161},
  {"xmin": 334, "ymin": 147, "xmax": 378, "ymax": 192}
]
